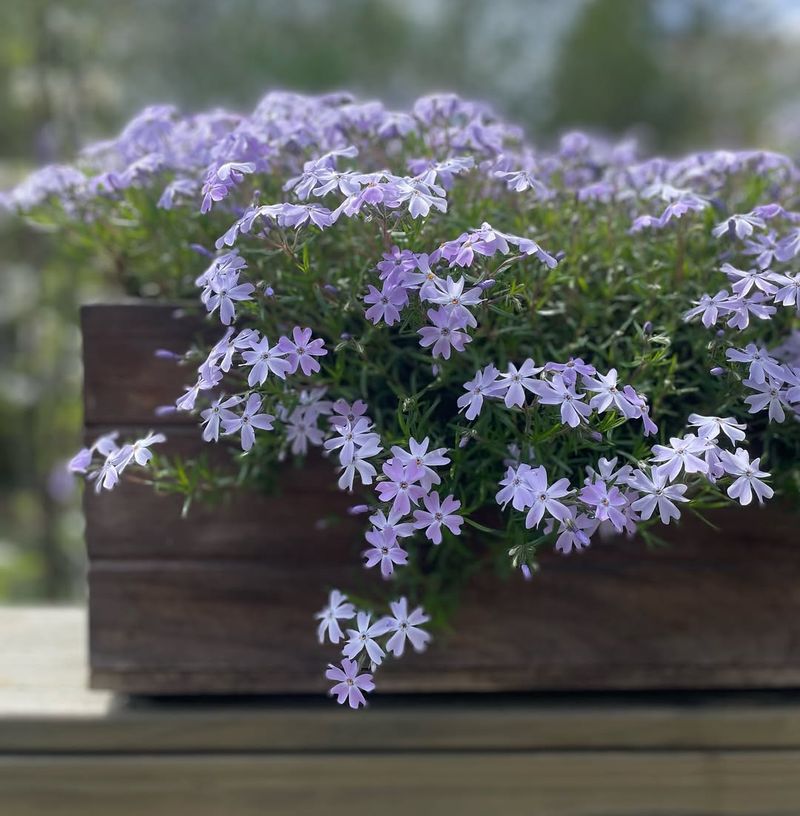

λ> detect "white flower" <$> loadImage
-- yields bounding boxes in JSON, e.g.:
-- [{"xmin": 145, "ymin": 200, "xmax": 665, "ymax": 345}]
[
  {"xmin": 628, "ymin": 468, "xmax": 688, "ymax": 525},
  {"xmin": 687, "ymin": 413, "xmax": 746, "ymax": 444},
  {"xmin": 719, "ymin": 448, "xmax": 774, "ymax": 506}
]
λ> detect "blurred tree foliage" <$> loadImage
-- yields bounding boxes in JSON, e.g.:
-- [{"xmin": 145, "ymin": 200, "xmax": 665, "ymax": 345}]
[{"xmin": 0, "ymin": 0, "xmax": 795, "ymax": 599}]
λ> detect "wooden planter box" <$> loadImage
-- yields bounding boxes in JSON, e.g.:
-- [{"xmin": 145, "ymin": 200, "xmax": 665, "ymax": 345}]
[{"xmin": 82, "ymin": 303, "xmax": 800, "ymax": 695}]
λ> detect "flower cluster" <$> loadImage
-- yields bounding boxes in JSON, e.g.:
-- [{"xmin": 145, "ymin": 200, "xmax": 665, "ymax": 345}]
[{"xmin": 7, "ymin": 90, "xmax": 799, "ymax": 708}]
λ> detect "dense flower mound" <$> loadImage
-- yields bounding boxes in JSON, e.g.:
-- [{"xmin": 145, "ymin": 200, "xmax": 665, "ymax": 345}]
[{"xmin": 6, "ymin": 91, "xmax": 800, "ymax": 708}]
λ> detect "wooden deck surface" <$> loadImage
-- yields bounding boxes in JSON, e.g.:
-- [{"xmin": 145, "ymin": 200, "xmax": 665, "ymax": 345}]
[{"xmin": 1, "ymin": 607, "xmax": 800, "ymax": 815}]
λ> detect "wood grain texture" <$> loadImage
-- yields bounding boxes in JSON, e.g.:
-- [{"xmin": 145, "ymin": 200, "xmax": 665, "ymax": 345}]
[
  {"xmin": 5, "ymin": 609, "xmax": 800, "ymax": 815},
  {"xmin": 3, "ymin": 752, "xmax": 800, "ymax": 816},
  {"xmin": 82, "ymin": 303, "xmax": 800, "ymax": 695}
]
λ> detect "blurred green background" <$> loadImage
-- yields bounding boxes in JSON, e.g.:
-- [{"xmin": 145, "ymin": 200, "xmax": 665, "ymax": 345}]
[{"xmin": 1, "ymin": 0, "xmax": 798, "ymax": 601}]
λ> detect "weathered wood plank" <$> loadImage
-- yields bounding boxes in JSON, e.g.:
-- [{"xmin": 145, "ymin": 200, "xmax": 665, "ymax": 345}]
[
  {"xmin": 2, "ymin": 752, "xmax": 800, "ymax": 816},
  {"xmin": 81, "ymin": 302, "xmax": 206, "ymax": 426},
  {"xmin": 87, "ymin": 513, "xmax": 800, "ymax": 693}
]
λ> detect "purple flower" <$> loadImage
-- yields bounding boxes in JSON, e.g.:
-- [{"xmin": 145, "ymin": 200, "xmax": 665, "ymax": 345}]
[
  {"xmin": 772, "ymin": 273, "xmax": 800, "ymax": 311},
  {"xmin": 330, "ymin": 398, "xmax": 369, "ymax": 428},
  {"xmin": 522, "ymin": 466, "xmax": 572, "ymax": 529},
  {"xmin": 712, "ymin": 213, "xmax": 766, "ymax": 241},
  {"xmin": 496, "ymin": 463, "xmax": 537, "ymax": 511},
  {"xmin": 553, "ymin": 508, "xmax": 598, "ymax": 554},
  {"xmin": 364, "ymin": 282, "xmax": 408, "ymax": 326},
  {"xmin": 583, "ymin": 369, "xmax": 639, "ymax": 418},
  {"xmin": 381, "ymin": 598, "xmax": 431, "ymax": 657},
  {"xmin": 498, "ymin": 359, "xmax": 544, "ymax": 408},
  {"xmin": 363, "ymin": 528, "xmax": 409, "ymax": 578},
  {"xmin": 369, "ymin": 507, "xmax": 415, "ymax": 539},
  {"xmin": 412, "ymin": 492, "xmax": 463, "ymax": 544},
  {"xmin": 719, "ymin": 448, "xmax": 773, "ymax": 505},
  {"xmin": 579, "ymin": 480, "xmax": 628, "ymax": 531},
  {"xmin": 628, "ymin": 468, "xmax": 688, "ymax": 525},
  {"xmin": 650, "ymin": 434, "xmax": 709, "ymax": 481},
  {"xmin": 343, "ymin": 612, "xmax": 391, "ymax": 665},
  {"xmin": 743, "ymin": 377, "xmax": 789, "ymax": 423},
  {"xmin": 337, "ymin": 436, "xmax": 383, "ymax": 491},
  {"xmin": 375, "ymin": 460, "xmax": 426, "ymax": 516},
  {"xmin": 535, "ymin": 373, "xmax": 592, "ymax": 428},
  {"xmin": 687, "ymin": 413, "xmax": 746, "ymax": 443},
  {"xmin": 325, "ymin": 659, "xmax": 374, "ymax": 709},
  {"xmin": 417, "ymin": 307, "xmax": 472, "ymax": 359},
  {"xmin": 316, "ymin": 590, "xmax": 356, "ymax": 644},
  {"xmin": 241, "ymin": 336, "xmax": 292, "ymax": 386},
  {"xmin": 425, "ymin": 275, "xmax": 483, "ymax": 327},
  {"xmin": 457, "ymin": 364, "xmax": 502, "ymax": 420},
  {"xmin": 200, "ymin": 395, "xmax": 242, "ymax": 442},
  {"xmin": 221, "ymin": 394, "xmax": 275, "ymax": 452},
  {"xmin": 277, "ymin": 327, "xmax": 327, "ymax": 376},
  {"xmin": 324, "ymin": 417, "xmax": 379, "ymax": 465},
  {"xmin": 725, "ymin": 344, "xmax": 785, "ymax": 384},
  {"xmin": 205, "ymin": 270, "xmax": 255, "ymax": 325},
  {"xmin": 389, "ymin": 437, "xmax": 450, "ymax": 491}
]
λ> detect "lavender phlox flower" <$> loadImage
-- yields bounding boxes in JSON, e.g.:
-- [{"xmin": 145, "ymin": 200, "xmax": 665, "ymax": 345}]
[
  {"xmin": 497, "ymin": 359, "xmax": 544, "ymax": 408},
  {"xmin": 342, "ymin": 612, "xmax": 392, "ymax": 665},
  {"xmin": 723, "ymin": 291, "xmax": 777, "ymax": 330},
  {"xmin": 772, "ymin": 272, "xmax": 800, "ymax": 311},
  {"xmin": 718, "ymin": 448, "xmax": 773, "ymax": 506},
  {"xmin": 205, "ymin": 269, "xmax": 255, "ymax": 325},
  {"xmin": 553, "ymin": 507, "xmax": 599, "ymax": 554},
  {"xmin": 417, "ymin": 307, "xmax": 472, "ymax": 360},
  {"xmin": 725, "ymin": 344, "xmax": 785, "ymax": 384},
  {"xmin": 277, "ymin": 327, "xmax": 327, "ymax": 376},
  {"xmin": 325, "ymin": 659, "xmax": 374, "ymax": 709},
  {"xmin": 457, "ymin": 364, "xmax": 503, "ymax": 420},
  {"xmin": 522, "ymin": 466, "xmax": 572, "ymax": 529},
  {"xmin": 494, "ymin": 168, "xmax": 551, "ymax": 197},
  {"xmin": 650, "ymin": 434, "xmax": 709, "ymax": 481},
  {"xmin": 284, "ymin": 406, "xmax": 326, "ymax": 455},
  {"xmin": 369, "ymin": 507, "xmax": 415, "ymax": 540},
  {"xmin": 279, "ymin": 202, "xmax": 338, "ymax": 230},
  {"xmin": 425, "ymin": 275, "xmax": 483, "ymax": 327},
  {"xmin": 628, "ymin": 468, "xmax": 688, "ymax": 524},
  {"xmin": 377, "ymin": 246, "xmax": 417, "ymax": 284},
  {"xmin": 316, "ymin": 589, "xmax": 356, "ymax": 644},
  {"xmin": 157, "ymin": 177, "xmax": 196, "ymax": 210},
  {"xmin": 221, "ymin": 393, "xmax": 275, "ymax": 452},
  {"xmin": 412, "ymin": 492, "xmax": 463, "ymax": 544},
  {"xmin": 284, "ymin": 145, "xmax": 359, "ymax": 199},
  {"xmin": 324, "ymin": 417, "xmax": 379, "ymax": 464},
  {"xmin": 496, "ymin": 463, "xmax": 536, "ymax": 511},
  {"xmin": 380, "ymin": 598, "xmax": 431, "ymax": 657},
  {"xmin": 775, "ymin": 227, "xmax": 800, "ymax": 262},
  {"xmin": 536, "ymin": 373, "xmax": 592, "ymax": 428},
  {"xmin": 410, "ymin": 155, "xmax": 474, "ymax": 188},
  {"xmin": 364, "ymin": 281, "xmax": 409, "ymax": 326},
  {"xmin": 742, "ymin": 377, "xmax": 789, "ymax": 423},
  {"xmin": 68, "ymin": 432, "xmax": 119, "ymax": 474},
  {"xmin": 337, "ymin": 436, "xmax": 383, "ymax": 492},
  {"xmin": 712, "ymin": 212, "xmax": 766, "ymax": 241},
  {"xmin": 402, "ymin": 252, "xmax": 444, "ymax": 298},
  {"xmin": 200, "ymin": 395, "xmax": 241, "ymax": 442},
  {"xmin": 375, "ymin": 460, "xmax": 426, "ymax": 516},
  {"xmin": 544, "ymin": 357, "xmax": 597, "ymax": 383},
  {"xmin": 241, "ymin": 336, "xmax": 291, "ymax": 386},
  {"xmin": 585, "ymin": 456, "xmax": 633, "ymax": 486},
  {"xmin": 175, "ymin": 360, "xmax": 223, "ymax": 412},
  {"xmin": 687, "ymin": 413, "xmax": 746, "ymax": 444},
  {"xmin": 363, "ymin": 527, "xmax": 409, "ymax": 578},
  {"xmin": 391, "ymin": 176, "xmax": 448, "ymax": 219},
  {"xmin": 743, "ymin": 231, "xmax": 779, "ymax": 269},
  {"xmin": 330, "ymin": 398, "xmax": 369, "ymax": 429},
  {"xmin": 200, "ymin": 161, "xmax": 255, "ymax": 213},
  {"xmin": 721, "ymin": 263, "xmax": 779, "ymax": 297},
  {"xmin": 579, "ymin": 479, "xmax": 628, "ymax": 531},
  {"xmin": 390, "ymin": 437, "xmax": 450, "ymax": 491},
  {"xmin": 583, "ymin": 368, "xmax": 640, "ymax": 418}
]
